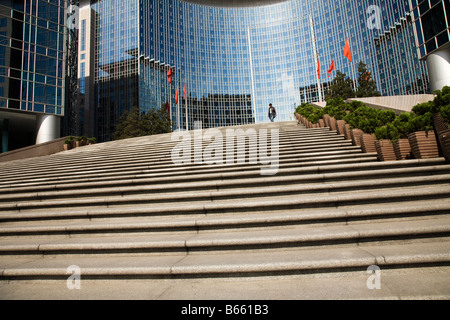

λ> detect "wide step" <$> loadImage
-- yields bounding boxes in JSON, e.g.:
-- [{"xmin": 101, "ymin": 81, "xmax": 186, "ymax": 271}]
[{"xmin": 0, "ymin": 121, "xmax": 449, "ymax": 299}]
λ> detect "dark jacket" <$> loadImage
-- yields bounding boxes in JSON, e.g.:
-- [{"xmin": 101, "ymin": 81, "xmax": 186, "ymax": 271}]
[{"xmin": 268, "ymin": 106, "xmax": 276, "ymax": 117}]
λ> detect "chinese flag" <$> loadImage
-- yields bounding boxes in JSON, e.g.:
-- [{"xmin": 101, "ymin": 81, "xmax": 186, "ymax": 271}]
[
  {"xmin": 317, "ymin": 59, "xmax": 321, "ymax": 79},
  {"xmin": 184, "ymin": 80, "xmax": 187, "ymax": 99},
  {"xmin": 175, "ymin": 86, "xmax": 179, "ymax": 104},
  {"xmin": 343, "ymin": 37, "xmax": 352, "ymax": 62},
  {"xmin": 167, "ymin": 68, "xmax": 172, "ymax": 84},
  {"xmin": 328, "ymin": 59, "xmax": 335, "ymax": 77}
]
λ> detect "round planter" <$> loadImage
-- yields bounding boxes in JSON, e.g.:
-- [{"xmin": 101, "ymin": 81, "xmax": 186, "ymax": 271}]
[{"xmin": 375, "ymin": 140, "xmax": 396, "ymax": 161}]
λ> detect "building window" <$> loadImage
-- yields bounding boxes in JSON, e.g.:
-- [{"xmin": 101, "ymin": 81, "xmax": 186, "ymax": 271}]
[{"xmin": 81, "ymin": 19, "xmax": 86, "ymax": 52}]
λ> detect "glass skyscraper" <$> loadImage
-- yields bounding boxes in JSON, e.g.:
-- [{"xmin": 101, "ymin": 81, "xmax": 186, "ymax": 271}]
[
  {"xmin": 0, "ymin": 0, "xmax": 66, "ymax": 152},
  {"xmin": 2, "ymin": 0, "xmax": 439, "ymax": 148},
  {"xmin": 374, "ymin": 12, "xmax": 429, "ymax": 96},
  {"xmin": 81, "ymin": 0, "xmax": 432, "ymax": 142}
]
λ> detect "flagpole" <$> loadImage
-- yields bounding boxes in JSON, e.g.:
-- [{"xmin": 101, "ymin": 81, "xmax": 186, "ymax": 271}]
[
  {"xmin": 351, "ymin": 57, "xmax": 357, "ymax": 92},
  {"xmin": 167, "ymin": 66, "xmax": 173, "ymax": 128},
  {"xmin": 309, "ymin": 15, "xmax": 322, "ymax": 102},
  {"xmin": 346, "ymin": 32, "xmax": 357, "ymax": 92},
  {"xmin": 318, "ymin": 56, "xmax": 325, "ymax": 102},
  {"xmin": 177, "ymin": 76, "xmax": 180, "ymax": 131},
  {"xmin": 185, "ymin": 80, "xmax": 188, "ymax": 131}
]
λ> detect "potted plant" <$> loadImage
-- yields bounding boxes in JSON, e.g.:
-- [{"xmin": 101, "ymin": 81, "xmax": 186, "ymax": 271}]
[
  {"xmin": 88, "ymin": 137, "xmax": 97, "ymax": 145},
  {"xmin": 389, "ymin": 112, "xmax": 414, "ymax": 160},
  {"xmin": 408, "ymin": 130, "xmax": 439, "ymax": 159},
  {"xmin": 295, "ymin": 103, "xmax": 324, "ymax": 128},
  {"xmin": 75, "ymin": 136, "xmax": 87, "ymax": 148},
  {"xmin": 394, "ymin": 139, "xmax": 413, "ymax": 160},
  {"xmin": 361, "ymin": 133, "xmax": 377, "ymax": 153},
  {"xmin": 374, "ymin": 124, "xmax": 398, "ymax": 161},
  {"xmin": 322, "ymin": 114, "xmax": 331, "ymax": 129},
  {"xmin": 327, "ymin": 116, "xmax": 337, "ymax": 131},
  {"xmin": 408, "ymin": 103, "xmax": 440, "ymax": 159},
  {"xmin": 336, "ymin": 120, "xmax": 347, "ymax": 135},
  {"xmin": 343, "ymin": 123, "xmax": 353, "ymax": 140},
  {"xmin": 375, "ymin": 139, "xmax": 397, "ymax": 161},
  {"xmin": 431, "ymin": 87, "xmax": 450, "ymax": 160},
  {"xmin": 439, "ymin": 130, "xmax": 450, "ymax": 161},
  {"xmin": 351, "ymin": 128, "xmax": 364, "ymax": 146},
  {"xmin": 436, "ymin": 108, "xmax": 450, "ymax": 161},
  {"xmin": 64, "ymin": 136, "xmax": 74, "ymax": 151}
]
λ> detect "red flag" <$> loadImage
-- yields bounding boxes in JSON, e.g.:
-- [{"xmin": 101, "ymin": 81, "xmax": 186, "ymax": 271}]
[
  {"xmin": 328, "ymin": 59, "xmax": 335, "ymax": 78},
  {"xmin": 165, "ymin": 100, "xmax": 169, "ymax": 115},
  {"xmin": 167, "ymin": 68, "xmax": 172, "ymax": 84},
  {"xmin": 343, "ymin": 37, "xmax": 352, "ymax": 62},
  {"xmin": 184, "ymin": 80, "xmax": 187, "ymax": 99},
  {"xmin": 175, "ymin": 86, "xmax": 179, "ymax": 105},
  {"xmin": 317, "ymin": 59, "xmax": 321, "ymax": 79}
]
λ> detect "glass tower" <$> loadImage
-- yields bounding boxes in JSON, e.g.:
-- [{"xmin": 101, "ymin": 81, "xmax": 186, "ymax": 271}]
[
  {"xmin": 81, "ymin": 0, "xmax": 430, "ymax": 142},
  {"xmin": 374, "ymin": 12, "xmax": 429, "ymax": 96},
  {"xmin": 0, "ymin": 0, "xmax": 66, "ymax": 152}
]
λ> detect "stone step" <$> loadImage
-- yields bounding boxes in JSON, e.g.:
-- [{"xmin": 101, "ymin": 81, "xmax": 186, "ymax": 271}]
[
  {"xmin": 0, "ymin": 159, "xmax": 446, "ymax": 197},
  {"xmin": 1, "ymin": 199, "xmax": 449, "ymax": 238},
  {"xmin": 1, "ymin": 184, "xmax": 449, "ymax": 221},
  {"xmin": 0, "ymin": 154, "xmax": 379, "ymax": 190},
  {"xmin": 0, "ymin": 172, "xmax": 449, "ymax": 213},
  {"xmin": 1, "ymin": 238, "xmax": 449, "ymax": 279},
  {"xmin": 0, "ymin": 215, "xmax": 449, "ymax": 255},
  {"xmin": 0, "ymin": 147, "xmax": 371, "ymax": 189},
  {"xmin": 0, "ymin": 137, "xmax": 358, "ymax": 180},
  {"xmin": 2, "ymin": 266, "xmax": 449, "ymax": 299},
  {"xmin": 0, "ymin": 120, "xmax": 449, "ymax": 297}
]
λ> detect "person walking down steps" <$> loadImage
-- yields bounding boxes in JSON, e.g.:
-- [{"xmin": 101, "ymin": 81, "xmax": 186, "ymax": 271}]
[{"xmin": 268, "ymin": 103, "xmax": 276, "ymax": 122}]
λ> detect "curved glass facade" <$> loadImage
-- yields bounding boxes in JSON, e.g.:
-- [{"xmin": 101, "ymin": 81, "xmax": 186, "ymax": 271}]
[{"xmin": 86, "ymin": 0, "xmax": 428, "ymax": 141}]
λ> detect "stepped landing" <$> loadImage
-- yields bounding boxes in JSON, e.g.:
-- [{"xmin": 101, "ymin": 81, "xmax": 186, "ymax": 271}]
[{"xmin": 0, "ymin": 121, "xmax": 449, "ymax": 300}]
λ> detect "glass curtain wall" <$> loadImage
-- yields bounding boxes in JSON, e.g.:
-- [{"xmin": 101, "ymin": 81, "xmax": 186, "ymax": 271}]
[
  {"xmin": 91, "ymin": 0, "xmax": 139, "ymax": 141},
  {"xmin": 0, "ymin": 0, "xmax": 65, "ymax": 115},
  {"xmin": 89, "ymin": 0, "xmax": 429, "ymax": 141}
]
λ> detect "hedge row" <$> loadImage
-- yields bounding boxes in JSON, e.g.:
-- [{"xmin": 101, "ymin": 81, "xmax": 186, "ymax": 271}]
[{"xmin": 295, "ymin": 87, "xmax": 450, "ymax": 144}]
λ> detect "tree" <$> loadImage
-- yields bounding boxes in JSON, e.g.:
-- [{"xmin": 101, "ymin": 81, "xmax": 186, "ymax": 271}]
[
  {"xmin": 112, "ymin": 107, "xmax": 172, "ymax": 140},
  {"xmin": 356, "ymin": 61, "xmax": 380, "ymax": 98},
  {"xmin": 325, "ymin": 70, "xmax": 355, "ymax": 101}
]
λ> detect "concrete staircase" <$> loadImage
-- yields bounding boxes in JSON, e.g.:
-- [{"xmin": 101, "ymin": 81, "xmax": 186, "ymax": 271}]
[{"xmin": 1, "ymin": 120, "xmax": 450, "ymax": 299}]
